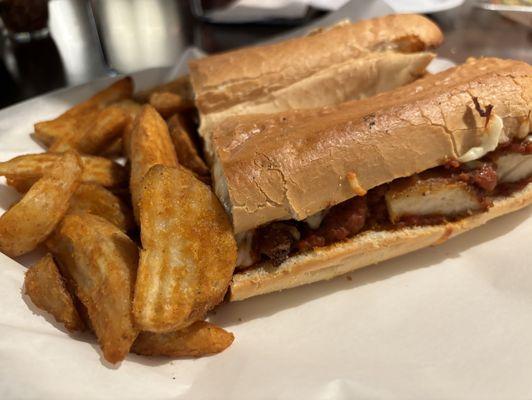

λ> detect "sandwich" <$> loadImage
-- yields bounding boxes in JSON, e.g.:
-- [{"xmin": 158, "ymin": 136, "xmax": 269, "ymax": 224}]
[
  {"xmin": 204, "ymin": 57, "xmax": 532, "ymax": 301},
  {"xmin": 188, "ymin": 14, "xmax": 443, "ymax": 156}
]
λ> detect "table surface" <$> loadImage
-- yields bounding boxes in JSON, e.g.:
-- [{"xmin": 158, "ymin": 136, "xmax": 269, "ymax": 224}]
[{"xmin": 0, "ymin": 0, "xmax": 531, "ymax": 109}]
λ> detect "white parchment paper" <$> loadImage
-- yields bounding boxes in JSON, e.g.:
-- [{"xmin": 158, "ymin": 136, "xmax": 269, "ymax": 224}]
[{"xmin": 0, "ymin": 52, "xmax": 531, "ymax": 400}]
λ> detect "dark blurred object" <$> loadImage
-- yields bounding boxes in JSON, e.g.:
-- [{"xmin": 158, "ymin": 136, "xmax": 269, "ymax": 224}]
[
  {"xmin": 192, "ymin": 0, "xmax": 234, "ymax": 13},
  {"xmin": 182, "ymin": 1, "xmax": 326, "ymax": 52},
  {"xmin": 0, "ymin": 35, "xmax": 64, "ymax": 107},
  {"xmin": 0, "ymin": 0, "xmax": 49, "ymax": 41}
]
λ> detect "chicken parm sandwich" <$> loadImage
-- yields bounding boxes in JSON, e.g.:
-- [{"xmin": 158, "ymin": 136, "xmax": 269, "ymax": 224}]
[
  {"xmin": 202, "ymin": 57, "xmax": 532, "ymax": 301},
  {"xmin": 2, "ymin": 11, "xmax": 531, "ymax": 365}
]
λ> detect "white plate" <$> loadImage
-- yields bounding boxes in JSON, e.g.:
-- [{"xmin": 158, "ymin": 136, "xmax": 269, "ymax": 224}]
[
  {"xmin": 384, "ymin": 0, "xmax": 465, "ymax": 13},
  {"xmin": 0, "ymin": 53, "xmax": 531, "ymax": 400}
]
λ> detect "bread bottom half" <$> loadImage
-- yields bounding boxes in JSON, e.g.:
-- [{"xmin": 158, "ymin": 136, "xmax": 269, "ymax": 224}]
[{"xmin": 229, "ymin": 183, "xmax": 532, "ymax": 301}]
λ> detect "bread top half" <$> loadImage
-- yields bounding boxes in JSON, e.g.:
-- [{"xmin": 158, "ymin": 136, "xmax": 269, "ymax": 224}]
[
  {"xmin": 189, "ymin": 14, "xmax": 443, "ymax": 116},
  {"xmin": 211, "ymin": 58, "xmax": 532, "ymax": 233}
]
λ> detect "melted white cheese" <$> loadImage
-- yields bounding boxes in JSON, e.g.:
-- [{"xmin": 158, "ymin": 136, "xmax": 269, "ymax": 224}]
[
  {"xmin": 517, "ymin": 115, "xmax": 531, "ymax": 139},
  {"xmin": 235, "ymin": 231, "xmax": 255, "ymax": 268},
  {"xmin": 303, "ymin": 210, "xmax": 327, "ymax": 229},
  {"xmin": 458, "ymin": 114, "xmax": 504, "ymax": 162}
]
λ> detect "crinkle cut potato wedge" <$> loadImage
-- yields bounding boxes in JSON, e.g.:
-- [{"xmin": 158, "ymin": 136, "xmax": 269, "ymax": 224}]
[
  {"xmin": 34, "ymin": 77, "xmax": 133, "ymax": 146},
  {"xmin": 50, "ymin": 105, "xmax": 128, "ymax": 155},
  {"xmin": 0, "ymin": 152, "xmax": 82, "ymax": 258},
  {"xmin": 0, "ymin": 153, "xmax": 127, "ymax": 190},
  {"xmin": 129, "ymin": 105, "xmax": 178, "ymax": 220},
  {"xmin": 133, "ymin": 165, "xmax": 237, "ymax": 332},
  {"xmin": 48, "ymin": 213, "xmax": 139, "ymax": 364},
  {"xmin": 24, "ymin": 253, "xmax": 85, "ymax": 332},
  {"xmin": 167, "ymin": 113, "xmax": 210, "ymax": 178},
  {"xmin": 132, "ymin": 321, "xmax": 234, "ymax": 357},
  {"xmin": 68, "ymin": 183, "xmax": 135, "ymax": 233}
]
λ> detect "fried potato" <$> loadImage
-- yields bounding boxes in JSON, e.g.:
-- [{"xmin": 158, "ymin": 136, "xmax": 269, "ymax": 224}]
[
  {"xmin": 129, "ymin": 105, "xmax": 178, "ymax": 220},
  {"xmin": 50, "ymin": 106, "xmax": 128, "ymax": 155},
  {"xmin": 80, "ymin": 155, "xmax": 128, "ymax": 188},
  {"xmin": 5, "ymin": 176, "xmax": 34, "ymax": 193},
  {"xmin": 149, "ymin": 92, "xmax": 194, "ymax": 119},
  {"xmin": 0, "ymin": 153, "xmax": 127, "ymax": 190},
  {"xmin": 134, "ymin": 75, "xmax": 192, "ymax": 103},
  {"xmin": 122, "ymin": 120, "xmax": 134, "ymax": 160},
  {"xmin": 113, "ymin": 98, "xmax": 142, "ymax": 119},
  {"xmin": 100, "ymin": 138, "xmax": 123, "ymax": 158},
  {"xmin": 48, "ymin": 213, "xmax": 139, "ymax": 363},
  {"xmin": 167, "ymin": 114, "xmax": 209, "ymax": 178},
  {"xmin": 34, "ymin": 77, "xmax": 133, "ymax": 146},
  {"xmin": 132, "ymin": 321, "xmax": 234, "ymax": 357},
  {"xmin": 100, "ymin": 99, "xmax": 143, "ymax": 158},
  {"xmin": 0, "ymin": 152, "xmax": 82, "ymax": 257},
  {"xmin": 24, "ymin": 253, "xmax": 85, "ymax": 332},
  {"xmin": 133, "ymin": 165, "xmax": 237, "ymax": 332},
  {"xmin": 69, "ymin": 183, "xmax": 135, "ymax": 233}
]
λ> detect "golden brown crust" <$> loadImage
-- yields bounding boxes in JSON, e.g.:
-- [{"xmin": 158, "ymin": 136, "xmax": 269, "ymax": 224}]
[
  {"xmin": 167, "ymin": 114, "xmax": 210, "ymax": 177},
  {"xmin": 131, "ymin": 321, "xmax": 234, "ymax": 357},
  {"xmin": 212, "ymin": 58, "xmax": 532, "ymax": 233},
  {"xmin": 189, "ymin": 15, "xmax": 442, "ymax": 115},
  {"xmin": 34, "ymin": 77, "xmax": 133, "ymax": 146},
  {"xmin": 133, "ymin": 165, "xmax": 236, "ymax": 332},
  {"xmin": 0, "ymin": 152, "xmax": 82, "ymax": 257},
  {"xmin": 68, "ymin": 183, "xmax": 135, "ymax": 233},
  {"xmin": 49, "ymin": 213, "xmax": 139, "ymax": 363},
  {"xmin": 230, "ymin": 183, "xmax": 532, "ymax": 301},
  {"xmin": 24, "ymin": 253, "xmax": 85, "ymax": 332},
  {"xmin": 129, "ymin": 105, "xmax": 178, "ymax": 221},
  {"xmin": 0, "ymin": 153, "xmax": 127, "ymax": 189}
]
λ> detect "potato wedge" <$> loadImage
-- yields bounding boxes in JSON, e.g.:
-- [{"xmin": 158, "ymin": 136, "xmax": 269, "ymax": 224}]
[
  {"xmin": 149, "ymin": 92, "xmax": 194, "ymax": 119},
  {"xmin": 129, "ymin": 105, "xmax": 178, "ymax": 220},
  {"xmin": 34, "ymin": 77, "xmax": 133, "ymax": 146},
  {"xmin": 80, "ymin": 155, "xmax": 128, "ymax": 188},
  {"xmin": 132, "ymin": 321, "xmax": 234, "ymax": 357},
  {"xmin": 113, "ymin": 99, "xmax": 142, "ymax": 119},
  {"xmin": 0, "ymin": 152, "xmax": 82, "ymax": 257},
  {"xmin": 0, "ymin": 153, "xmax": 127, "ymax": 190},
  {"xmin": 50, "ymin": 106, "xmax": 128, "ymax": 155},
  {"xmin": 134, "ymin": 75, "xmax": 192, "ymax": 103},
  {"xmin": 24, "ymin": 253, "xmax": 85, "ymax": 332},
  {"xmin": 48, "ymin": 213, "xmax": 139, "ymax": 363},
  {"xmin": 167, "ymin": 114, "xmax": 209, "ymax": 178},
  {"xmin": 100, "ymin": 138, "xmax": 123, "ymax": 158},
  {"xmin": 5, "ymin": 176, "xmax": 34, "ymax": 193},
  {"xmin": 96, "ymin": 100, "xmax": 143, "ymax": 158},
  {"xmin": 69, "ymin": 183, "xmax": 135, "ymax": 233},
  {"xmin": 133, "ymin": 165, "xmax": 236, "ymax": 332}
]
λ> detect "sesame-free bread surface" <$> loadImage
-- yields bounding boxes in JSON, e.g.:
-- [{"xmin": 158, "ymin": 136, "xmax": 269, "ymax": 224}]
[
  {"xmin": 211, "ymin": 58, "xmax": 532, "ymax": 233},
  {"xmin": 189, "ymin": 14, "xmax": 443, "ymax": 151}
]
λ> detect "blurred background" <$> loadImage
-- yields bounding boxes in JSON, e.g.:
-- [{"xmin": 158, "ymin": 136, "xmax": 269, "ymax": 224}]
[{"xmin": 0, "ymin": 0, "xmax": 531, "ymax": 109}]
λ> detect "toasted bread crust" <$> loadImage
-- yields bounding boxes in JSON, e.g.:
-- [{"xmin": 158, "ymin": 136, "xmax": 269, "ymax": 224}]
[{"xmin": 189, "ymin": 14, "xmax": 443, "ymax": 115}]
